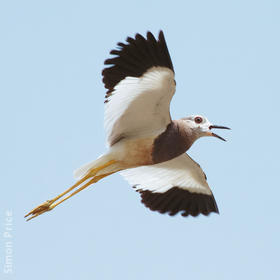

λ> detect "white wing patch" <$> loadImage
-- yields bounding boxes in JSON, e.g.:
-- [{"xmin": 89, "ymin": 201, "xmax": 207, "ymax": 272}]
[
  {"xmin": 104, "ymin": 67, "xmax": 175, "ymax": 146},
  {"xmin": 120, "ymin": 153, "xmax": 212, "ymax": 195}
]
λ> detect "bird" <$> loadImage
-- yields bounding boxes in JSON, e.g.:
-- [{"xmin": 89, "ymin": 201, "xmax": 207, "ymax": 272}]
[{"xmin": 25, "ymin": 30, "xmax": 230, "ymax": 221}]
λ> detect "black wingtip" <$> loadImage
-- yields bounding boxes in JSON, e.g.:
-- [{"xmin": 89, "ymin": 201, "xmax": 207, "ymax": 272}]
[
  {"xmin": 102, "ymin": 30, "xmax": 174, "ymax": 102},
  {"xmin": 158, "ymin": 30, "xmax": 165, "ymax": 41},
  {"xmin": 139, "ymin": 187, "xmax": 219, "ymax": 218}
]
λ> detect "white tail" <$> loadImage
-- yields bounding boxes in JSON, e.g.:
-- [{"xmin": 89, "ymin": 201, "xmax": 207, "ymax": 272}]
[
  {"xmin": 73, "ymin": 154, "xmax": 108, "ymax": 180},
  {"xmin": 73, "ymin": 153, "xmax": 121, "ymax": 180}
]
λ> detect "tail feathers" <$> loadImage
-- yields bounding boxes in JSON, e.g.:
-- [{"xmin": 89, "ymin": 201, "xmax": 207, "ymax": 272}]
[
  {"xmin": 73, "ymin": 154, "xmax": 121, "ymax": 180},
  {"xmin": 73, "ymin": 155, "xmax": 106, "ymax": 180},
  {"xmin": 74, "ymin": 158, "xmax": 98, "ymax": 180}
]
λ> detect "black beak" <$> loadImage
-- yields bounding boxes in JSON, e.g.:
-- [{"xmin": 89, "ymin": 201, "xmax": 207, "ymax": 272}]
[{"xmin": 209, "ymin": 125, "xmax": 231, "ymax": 142}]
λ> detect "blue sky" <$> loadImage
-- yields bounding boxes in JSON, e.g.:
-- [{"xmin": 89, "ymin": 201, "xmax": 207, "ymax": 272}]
[{"xmin": 1, "ymin": 0, "xmax": 279, "ymax": 279}]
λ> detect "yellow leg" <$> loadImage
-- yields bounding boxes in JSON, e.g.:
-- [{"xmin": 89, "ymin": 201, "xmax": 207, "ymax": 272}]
[
  {"xmin": 25, "ymin": 160, "xmax": 116, "ymax": 221},
  {"xmin": 49, "ymin": 173, "xmax": 111, "ymax": 211}
]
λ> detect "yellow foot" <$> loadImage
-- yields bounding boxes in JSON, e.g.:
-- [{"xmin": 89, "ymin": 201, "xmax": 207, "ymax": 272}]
[
  {"xmin": 24, "ymin": 160, "xmax": 119, "ymax": 222},
  {"xmin": 24, "ymin": 174, "xmax": 109, "ymax": 221},
  {"xmin": 24, "ymin": 200, "xmax": 55, "ymax": 221}
]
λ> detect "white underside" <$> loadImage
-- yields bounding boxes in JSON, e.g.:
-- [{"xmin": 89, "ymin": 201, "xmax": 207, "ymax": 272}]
[
  {"xmin": 73, "ymin": 150, "xmax": 211, "ymax": 196},
  {"xmin": 120, "ymin": 154, "xmax": 212, "ymax": 195},
  {"xmin": 104, "ymin": 67, "xmax": 175, "ymax": 146}
]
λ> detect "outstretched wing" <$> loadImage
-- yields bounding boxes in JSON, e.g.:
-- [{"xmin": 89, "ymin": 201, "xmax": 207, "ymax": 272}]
[
  {"xmin": 120, "ymin": 154, "xmax": 219, "ymax": 217},
  {"xmin": 102, "ymin": 31, "xmax": 175, "ymax": 146}
]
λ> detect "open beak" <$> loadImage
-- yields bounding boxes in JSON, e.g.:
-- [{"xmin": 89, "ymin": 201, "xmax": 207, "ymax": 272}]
[{"xmin": 208, "ymin": 125, "xmax": 231, "ymax": 141}]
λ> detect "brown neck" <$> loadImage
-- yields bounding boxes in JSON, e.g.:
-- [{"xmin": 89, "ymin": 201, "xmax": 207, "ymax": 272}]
[{"xmin": 151, "ymin": 120, "xmax": 196, "ymax": 164}]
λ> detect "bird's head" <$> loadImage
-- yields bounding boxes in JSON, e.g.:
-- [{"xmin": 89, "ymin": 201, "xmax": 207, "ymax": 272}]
[{"xmin": 182, "ymin": 115, "xmax": 230, "ymax": 141}]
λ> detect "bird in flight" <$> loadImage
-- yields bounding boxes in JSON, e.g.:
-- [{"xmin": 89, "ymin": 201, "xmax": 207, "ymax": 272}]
[{"xmin": 25, "ymin": 31, "xmax": 230, "ymax": 221}]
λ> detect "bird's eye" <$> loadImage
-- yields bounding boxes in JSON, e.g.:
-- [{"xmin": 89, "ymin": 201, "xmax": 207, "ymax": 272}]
[{"xmin": 194, "ymin": 116, "xmax": 203, "ymax": 124}]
